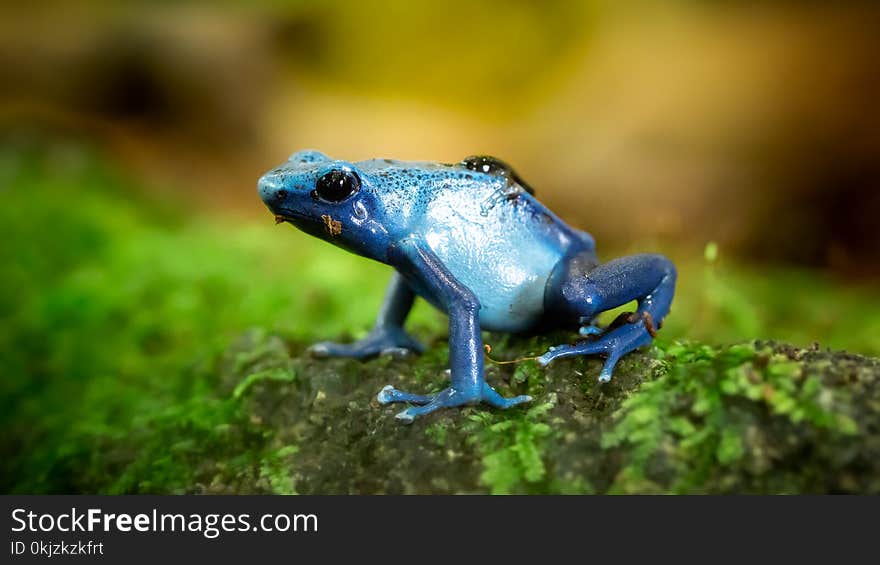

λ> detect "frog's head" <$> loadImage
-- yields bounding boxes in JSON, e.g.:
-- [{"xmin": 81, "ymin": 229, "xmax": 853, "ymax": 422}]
[{"xmin": 258, "ymin": 150, "xmax": 392, "ymax": 260}]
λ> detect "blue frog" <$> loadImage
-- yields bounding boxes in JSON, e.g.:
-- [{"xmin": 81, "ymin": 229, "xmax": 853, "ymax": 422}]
[{"xmin": 258, "ymin": 150, "xmax": 676, "ymax": 423}]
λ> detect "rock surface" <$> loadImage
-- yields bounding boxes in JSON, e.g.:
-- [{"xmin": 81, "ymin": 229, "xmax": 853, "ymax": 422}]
[{"xmin": 213, "ymin": 330, "xmax": 880, "ymax": 494}]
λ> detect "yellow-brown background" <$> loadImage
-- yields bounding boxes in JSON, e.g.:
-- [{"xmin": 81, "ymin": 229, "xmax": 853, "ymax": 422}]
[{"xmin": 3, "ymin": 1, "xmax": 879, "ymax": 273}]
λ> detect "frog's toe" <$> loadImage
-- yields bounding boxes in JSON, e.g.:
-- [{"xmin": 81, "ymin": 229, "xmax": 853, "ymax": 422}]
[
  {"xmin": 480, "ymin": 383, "xmax": 532, "ymax": 409},
  {"xmin": 376, "ymin": 384, "xmax": 395, "ymax": 404},
  {"xmin": 372, "ymin": 328, "xmax": 425, "ymax": 356},
  {"xmin": 579, "ymin": 325, "xmax": 603, "ymax": 337},
  {"xmin": 379, "ymin": 347, "xmax": 417, "ymax": 359},
  {"xmin": 308, "ymin": 340, "xmax": 374, "ymax": 359},
  {"xmin": 308, "ymin": 329, "xmax": 424, "ymax": 360},
  {"xmin": 394, "ymin": 410, "xmax": 417, "ymax": 424},
  {"xmin": 376, "ymin": 385, "xmax": 433, "ymax": 406},
  {"xmin": 397, "ymin": 334, "xmax": 426, "ymax": 354},
  {"xmin": 390, "ymin": 388, "xmax": 469, "ymax": 423},
  {"xmin": 536, "ymin": 344, "xmax": 576, "ymax": 366},
  {"xmin": 378, "ymin": 381, "xmax": 531, "ymax": 422},
  {"xmin": 307, "ymin": 341, "xmax": 341, "ymax": 358},
  {"xmin": 394, "ymin": 403, "xmax": 444, "ymax": 424},
  {"xmin": 598, "ymin": 353, "xmax": 623, "ymax": 383},
  {"xmin": 538, "ymin": 321, "xmax": 653, "ymax": 381}
]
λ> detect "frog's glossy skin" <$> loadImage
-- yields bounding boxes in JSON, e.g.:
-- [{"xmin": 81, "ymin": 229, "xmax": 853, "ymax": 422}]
[{"xmin": 258, "ymin": 150, "xmax": 676, "ymax": 423}]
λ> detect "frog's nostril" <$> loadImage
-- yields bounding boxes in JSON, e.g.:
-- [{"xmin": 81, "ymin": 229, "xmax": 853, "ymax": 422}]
[{"xmin": 258, "ymin": 173, "xmax": 287, "ymax": 204}]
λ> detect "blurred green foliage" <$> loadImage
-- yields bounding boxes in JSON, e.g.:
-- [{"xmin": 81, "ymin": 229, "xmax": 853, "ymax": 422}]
[
  {"xmin": 0, "ymin": 146, "xmax": 436, "ymax": 492},
  {"xmin": 0, "ymin": 146, "xmax": 877, "ymax": 492}
]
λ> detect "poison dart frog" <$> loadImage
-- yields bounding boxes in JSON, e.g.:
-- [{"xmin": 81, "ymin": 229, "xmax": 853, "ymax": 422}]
[{"xmin": 258, "ymin": 151, "xmax": 676, "ymax": 423}]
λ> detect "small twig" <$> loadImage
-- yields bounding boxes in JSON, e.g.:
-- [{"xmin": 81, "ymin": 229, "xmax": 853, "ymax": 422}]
[{"xmin": 483, "ymin": 344, "xmax": 540, "ymax": 365}]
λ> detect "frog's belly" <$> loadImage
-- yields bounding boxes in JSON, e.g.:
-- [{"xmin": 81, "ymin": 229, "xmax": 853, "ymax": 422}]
[{"xmin": 424, "ymin": 231, "xmax": 559, "ymax": 333}]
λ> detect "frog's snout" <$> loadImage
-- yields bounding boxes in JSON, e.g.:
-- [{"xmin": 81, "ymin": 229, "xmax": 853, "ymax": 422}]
[{"xmin": 258, "ymin": 171, "xmax": 288, "ymax": 208}]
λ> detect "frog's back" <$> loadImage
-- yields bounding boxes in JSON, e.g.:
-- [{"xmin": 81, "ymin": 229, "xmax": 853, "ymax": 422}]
[{"xmin": 361, "ymin": 160, "xmax": 577, "ymax": 332}]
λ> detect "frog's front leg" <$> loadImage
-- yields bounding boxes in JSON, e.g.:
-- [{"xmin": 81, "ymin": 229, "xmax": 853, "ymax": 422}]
[
  {"xmin": 309, "ymin": 272, "xmax": 425, "ymax": 359},
  {"xmin": 539, "ymin": 253, "xmax": 677, "ymax": 382},
  {"xmin": 377, "ymin": 238, "xmax": 531, "ymax": 423}
]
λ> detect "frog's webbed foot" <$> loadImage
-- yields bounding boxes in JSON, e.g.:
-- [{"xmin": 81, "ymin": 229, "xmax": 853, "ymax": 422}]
[
  {"xmin": 538, "ymin": 317, "xmax": 655, "ymax": 382},
  {"xmin": 541, "ymin": 253, "xmax": 676, "ymax": 382},
  {"xmin": 308, "ymin": 327, "xmax": 425, "ymax": 360},
  {"xmin": 377, "ymin": 383, "xmax": 532, "ymax": 424}
]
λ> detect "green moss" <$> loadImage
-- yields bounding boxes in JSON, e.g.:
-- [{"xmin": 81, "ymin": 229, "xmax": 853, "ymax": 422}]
[
  {"xmin": 466, "ymin": 396, "xmax": 557, "ymax": 494},
  {"xmin": 423, "ymin": 422, "xmax": 449, "ymax": 447},
  {"xmin": 259, "ymin": 446, "xmax": 299, "ymax": 495},
  {"xmin": 233, "ymin": 368, "xmax": 297, "ymax": 400},
  {"xmin": 602, "ymin": 340, "xmax": 870, "ymax": 494}
]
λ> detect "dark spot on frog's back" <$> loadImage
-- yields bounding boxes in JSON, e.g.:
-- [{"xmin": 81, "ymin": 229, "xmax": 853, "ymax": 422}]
[
  {"xmin": 510, "ymin": 172, "xmax": 535, "ymax": 196},
  {"xmin": 461, "ymin": 155, "xmax": 536, "ymax": 195}
]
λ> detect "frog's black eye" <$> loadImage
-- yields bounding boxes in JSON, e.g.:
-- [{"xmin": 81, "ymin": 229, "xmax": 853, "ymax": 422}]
[
  {"xmin": 461, "ymin": 155, "xmax": 535, "ymax": 195},
  {"xmin": 312, "ymin": 169, "xmax": 361, "ymax": 203}
]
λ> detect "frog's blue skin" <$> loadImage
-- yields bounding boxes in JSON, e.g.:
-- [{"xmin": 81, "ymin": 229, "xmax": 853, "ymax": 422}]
[{"xmin": 258, "ymin": 150, "xmax": 676, "ymax": 423}]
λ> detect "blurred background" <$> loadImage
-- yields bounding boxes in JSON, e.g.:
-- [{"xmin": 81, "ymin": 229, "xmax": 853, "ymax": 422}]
[
  {"xmin": 1, "ymin": 1, "xmax": 879, "ymax": 492},
  {"xmin": 4, "ymin": 1, "xmax": 880, "ymax": 269}
]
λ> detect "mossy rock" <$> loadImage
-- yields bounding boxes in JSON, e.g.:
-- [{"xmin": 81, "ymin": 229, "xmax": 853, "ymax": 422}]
[{"xmin": 213, "ymin": 330, "xmax": 879, "ymax": 494}]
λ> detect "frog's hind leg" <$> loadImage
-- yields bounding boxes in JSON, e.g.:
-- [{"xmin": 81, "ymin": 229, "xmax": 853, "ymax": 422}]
[{"xmin": 538, "ymin": 253, "xmax": 676, "ymax": 382}]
